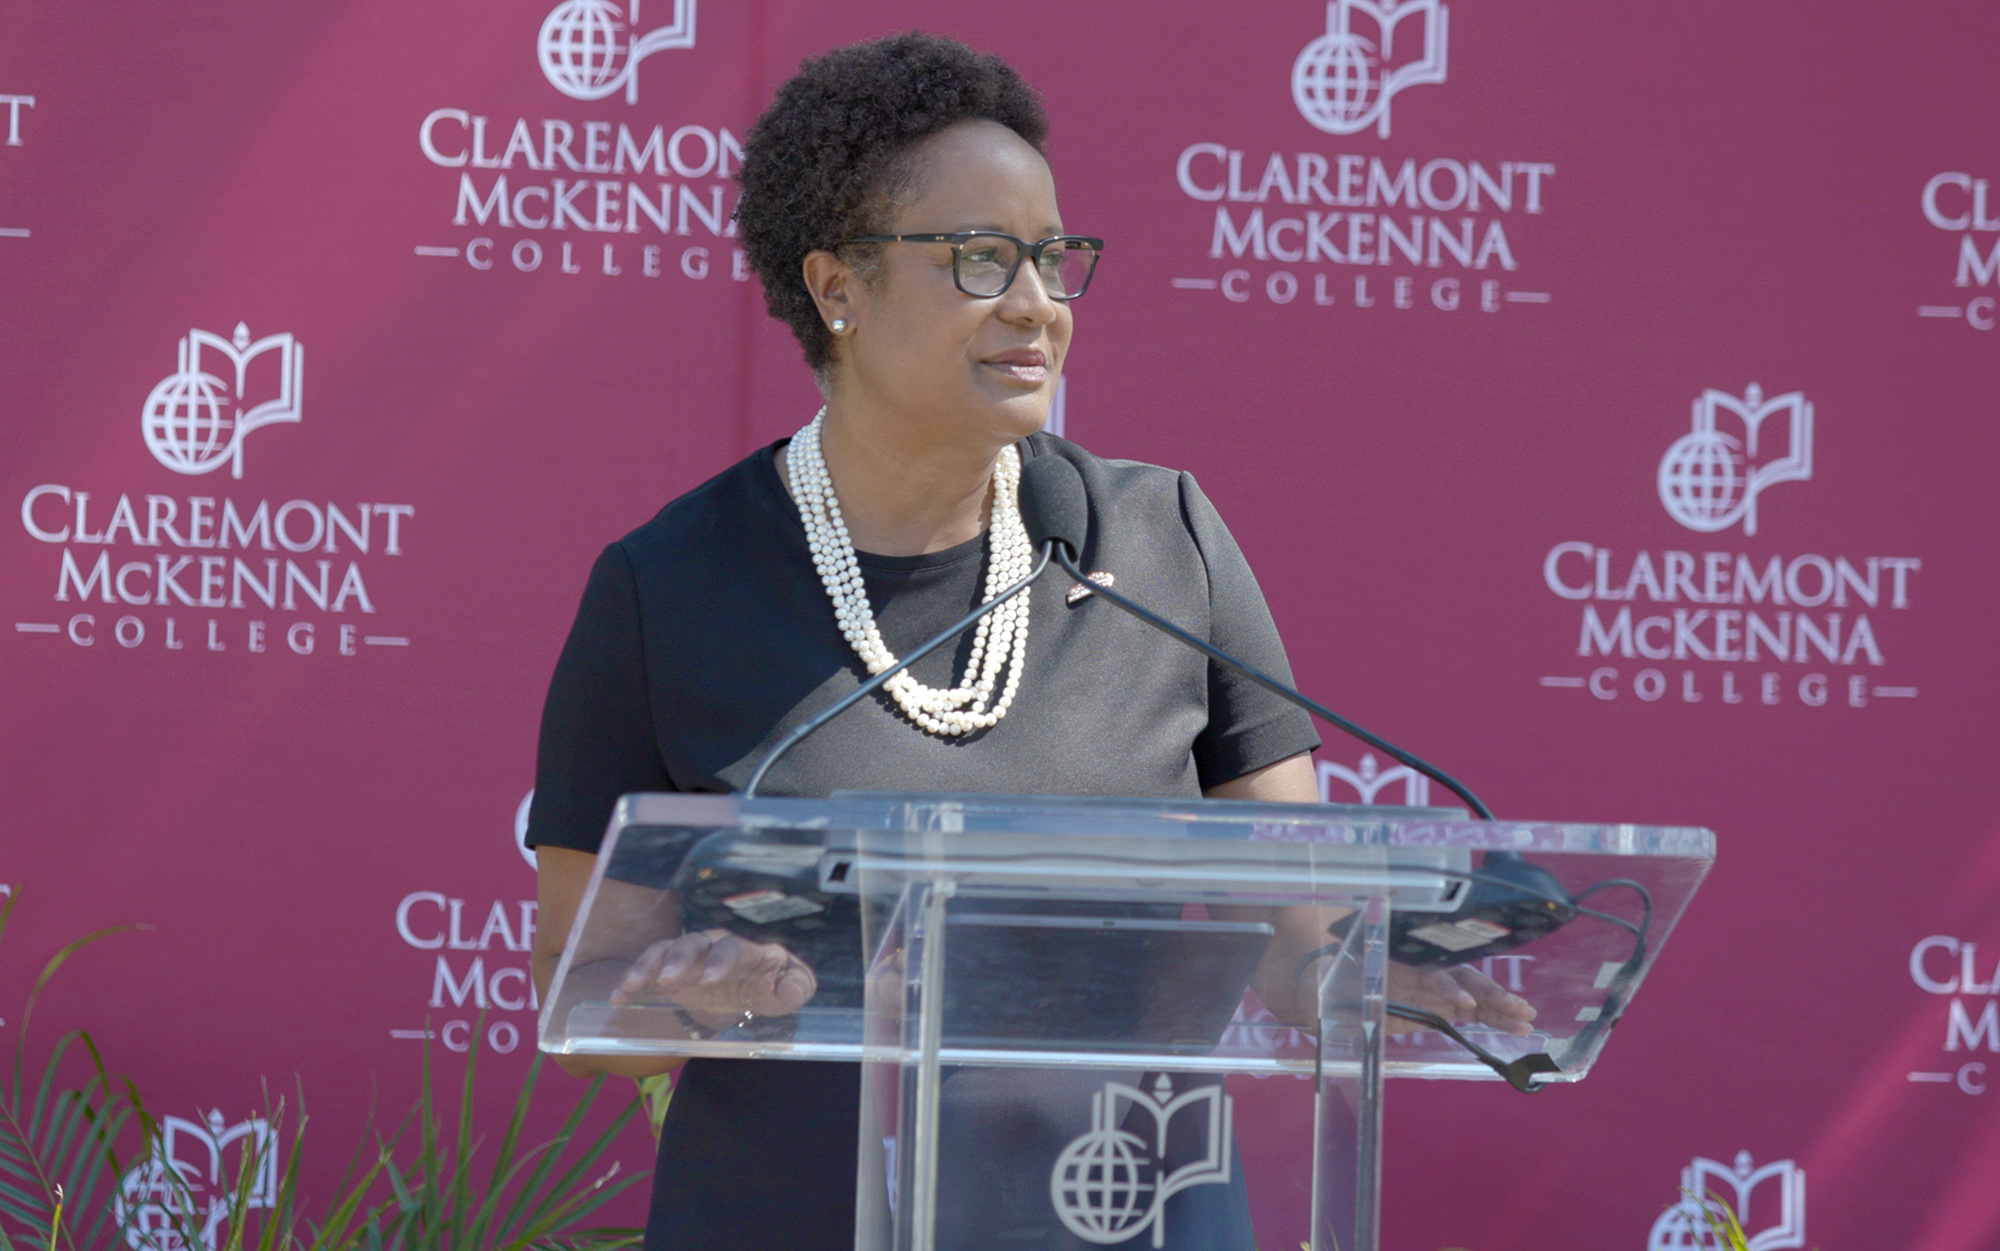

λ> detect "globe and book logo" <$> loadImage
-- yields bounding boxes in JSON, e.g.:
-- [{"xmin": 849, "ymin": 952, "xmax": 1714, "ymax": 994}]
[
  {"xmin": 141, "ymin": 323, "xmax": 303, "ymax": 480},
  {"xmin": 1292, "ymin": 0, "xmax": 1448, "ymax": 138},
  {"xmin": 115, "ymin": 1110, "xmax": 278, "ymax": 1251},
  {"xmin": 1318, "ymin": 750, "xmax": 1433, "ymax": 806},
  {"xmin": 1646, "ymin": 1150, "xmax": 1806, "ymax": 1251},
  {"xmin": 1657, "ymin": 383, "xmax": 1813, "ymax": 536},
  {"xmin": 1049, "ymin": 1074, "xmax": 1233, "ymax": 1247},
  {"xmin": 538, "ymin": 0, "xmax": 696, "ymax": 104}
]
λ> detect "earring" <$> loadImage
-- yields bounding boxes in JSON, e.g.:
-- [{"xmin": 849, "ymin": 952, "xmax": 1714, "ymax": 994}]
[{"xmin": 830, "ymin": 318, "xmax": 848, "ymax": 334}]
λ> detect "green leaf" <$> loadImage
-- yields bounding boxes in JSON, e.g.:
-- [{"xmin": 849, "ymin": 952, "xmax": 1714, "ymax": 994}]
[{"xmin": 496, "ymin": 1072, "xmax": 606, "ymax": 1236}]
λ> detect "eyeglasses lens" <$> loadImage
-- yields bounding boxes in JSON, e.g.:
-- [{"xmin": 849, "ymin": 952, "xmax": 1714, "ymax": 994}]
[
  {"xmin": 1039, "ymin": 240, "xmax": 1098, "ymax": 299},
  {"xmin": 956, "ymin": 235, "xmax": 1097, "ymax": 299}
]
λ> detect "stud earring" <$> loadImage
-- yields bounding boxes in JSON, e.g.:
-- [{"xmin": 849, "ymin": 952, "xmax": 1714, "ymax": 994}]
[{"xmin": 830, "ymin": 318, "xmax": 848, "ymax": 333}]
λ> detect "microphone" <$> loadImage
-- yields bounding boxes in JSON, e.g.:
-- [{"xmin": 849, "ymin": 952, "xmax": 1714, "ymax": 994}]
[
  {"xmin": 1017, "ymin": 451, "xmax": 1088, "ymax": 560},
  {"xmin": 741, "ymin": 459, "xmax": 1071, "ymax": 798},
  {"xmin": 1020, "ymin": 456, "xmax": 1590, "ymax": 971}
]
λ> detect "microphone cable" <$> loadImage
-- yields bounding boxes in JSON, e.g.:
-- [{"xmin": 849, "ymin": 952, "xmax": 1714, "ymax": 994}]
[
  {"xmin": 1017, "ymin": 455, "xmax": 1662, "ymax": 1089},
  {"xmin": 1294, "ymin": 874, "xmax": 1649, "ymax": 1092},
  {"xmin": 1050, "ymin": 543, "xmax": 1493, "ymax": 820},
  {"xmin": 741, "ymin": 544, "xmax": 1054, "ymax": 797}
]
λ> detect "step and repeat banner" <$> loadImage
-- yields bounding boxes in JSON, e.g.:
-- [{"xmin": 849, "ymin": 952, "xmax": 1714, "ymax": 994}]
[{"xmin": 3, "ymin": 1, "xmax": 1996, "ymax": 1248}]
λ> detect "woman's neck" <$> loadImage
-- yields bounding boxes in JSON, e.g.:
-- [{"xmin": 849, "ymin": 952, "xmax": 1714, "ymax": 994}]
[{"xmin": 783, "ymin": 402, "xmax": 1006, "ymax": 557}]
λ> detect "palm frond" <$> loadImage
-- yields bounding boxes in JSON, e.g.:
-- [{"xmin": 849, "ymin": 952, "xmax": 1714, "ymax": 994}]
[{"xmin": 0, "ymin": 888, "xmax": 147, "ymax": 1251}]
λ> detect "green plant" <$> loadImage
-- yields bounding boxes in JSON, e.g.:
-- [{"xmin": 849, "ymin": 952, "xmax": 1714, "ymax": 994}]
[
  {"xmin": 0, "ymin": 888, "xmax": 150, "ymax": 1251},
  {"xmin": 362, "ymin": 1029, "xmax": 648, "ymax": 1250},
  {"xmin": 1679, "ymin": 1187, "xmax": 1805, "ymax": 1251},
  {"xmin": 1670, "ymin": 1185, "xmax": 1824, "ymax": 1251},
  {"xmin": 144, "ymin": 1038, "xmax": 647, "ymax": 1251},
  {"xmin": 1692, "ymin": 1193, "xmax": 1751, "ymax": 1251},
  {"xmin": 0, "ymin": 890, "xmax": 647, "ymax": 1250}
]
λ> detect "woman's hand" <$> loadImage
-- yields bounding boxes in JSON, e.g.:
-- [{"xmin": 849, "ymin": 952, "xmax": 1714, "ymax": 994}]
[
  {"xmin": 862, "ymin": 945, "xmax": 908, "ymax": 1041},
  {"xmin": 610, "ymin": 928, "xmax": 818, "ymax": 1031},
  {"xmin": 1385, "ymin": 961, "xmax": 1537, "ymax": 1036}
]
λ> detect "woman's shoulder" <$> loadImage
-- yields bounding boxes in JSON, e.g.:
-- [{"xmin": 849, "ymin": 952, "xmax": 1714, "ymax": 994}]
[{"xmin": 610, "ymin": 442, "xmax": 793, "ymax": 566}]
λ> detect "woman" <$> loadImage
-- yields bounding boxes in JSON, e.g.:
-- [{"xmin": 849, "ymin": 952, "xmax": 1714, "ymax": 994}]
[{"xmin": 527, "ymin": 33, "xmax": 1531, "ymax": 1251}]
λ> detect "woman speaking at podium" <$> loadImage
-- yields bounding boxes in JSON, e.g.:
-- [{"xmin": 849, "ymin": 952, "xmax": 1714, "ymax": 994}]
[{"xmin": 525, "ymin": 32, "xmax": 1530, "ymax": 1251}]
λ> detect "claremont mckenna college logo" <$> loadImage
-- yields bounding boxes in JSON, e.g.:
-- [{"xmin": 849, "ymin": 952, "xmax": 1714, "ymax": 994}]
[
  {"xmin": 415, "ymin": 0, "xmax": 737, "ymax": 285},
  {"xmin": 538, "ymin": 0, "xmax": 695, "ymax": 103},
  {"xmin": 1647, "ymin": 1150, "xmax": 1805, "ymax": 1251},
  {"xmin": 1318, "ymin": 750, "xmax": 1432, "ymax": 805},
  {"xmin": 141, "ymin": 323, "xmax": 303, "ymax": 480},
  {"xmin": 1049, "ymin": 1074, "xmax": 1232, "ymax": 1247},
  {"xmin": 116, "ymin": 1110, "xmax": 278, "ymax": 1251},
  {"xmin": 1537, "ymin": 381, "xmax": 1922, "ymax": 710},
  {"xmin": 1657, "ymin": 384, "xmax": 1813, "ymax": 536},
  {"xmin": 1292, "ymin": 0, "xmax": 1447, "ymax": 137},
  {"xmin": 15, "ymin": 317, "xmax": 415, "ymax": 659},
  {"xmin": 1169, "ymin": 0, "xmax": 1554, "ymax": 315}
]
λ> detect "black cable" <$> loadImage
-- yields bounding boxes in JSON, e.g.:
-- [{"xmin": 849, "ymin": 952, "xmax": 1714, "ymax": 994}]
[
  {"xmin": 1453, "ymin": 868, "xmax": 1645, "ymax": 941},
  {"xmin": 1558, "ymin": 879, "xmax": 1652, "ymax": 1060},
  {"xmin": 1286, "ymin": 865, "xmax": 1638, "ymax": 978},
  {"xmin": 1056, "ymin": 548, "xmax": 1611, "ymax": 995},
  {"xmin": 1293, "ymin": 875, "xmax": 1653, "ymax": 1093},
  {"xmin": 1305, "ymin": 992, "xmax": 1563, "ymax": 1092},
  {"xmin": 741, "ymin": 544, "xmax": 1053, "ymax": 797},
  {"xmin": 1052, "ymin": 547, "xmax": 1494, "ymax": 820},
  {"xmin": 1574, "ymin": 878, "xmax": 1654, "ymax": 936},
  {"xmin": 1381, "ymin": 1003, "xmax": 1564, "ymax": 1093}
]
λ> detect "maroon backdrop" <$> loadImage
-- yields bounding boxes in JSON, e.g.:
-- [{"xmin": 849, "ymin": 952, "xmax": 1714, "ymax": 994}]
[{"xmin": 4, "ymin": 2, "xmax": 1998, "ymax": 1247}]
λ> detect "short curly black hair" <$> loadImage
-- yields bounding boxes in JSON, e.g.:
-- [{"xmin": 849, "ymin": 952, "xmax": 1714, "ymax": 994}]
[{"xmin": 735, "ymin": 33, "xmax": 1049, "ymax": 374}]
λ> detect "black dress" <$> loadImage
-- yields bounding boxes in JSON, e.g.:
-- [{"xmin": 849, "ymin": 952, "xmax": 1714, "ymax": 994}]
[{"xmin": 527, "ymin": 431, "xmax": 1319, "ymax": 1250}]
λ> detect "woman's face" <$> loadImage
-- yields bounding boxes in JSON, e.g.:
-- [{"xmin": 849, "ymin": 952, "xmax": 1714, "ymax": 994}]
[{"xmin": 833, "ymin": 119, "xmax": 1073, "ymax": 454}]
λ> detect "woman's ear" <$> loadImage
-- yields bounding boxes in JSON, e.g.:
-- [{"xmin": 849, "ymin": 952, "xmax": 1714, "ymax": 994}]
[{"xmin": 802, "ymin": 249, "xmax": 859, "ymax": 334}]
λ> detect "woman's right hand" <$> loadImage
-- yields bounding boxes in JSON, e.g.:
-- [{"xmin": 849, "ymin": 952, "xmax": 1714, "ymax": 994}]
[{"xmin": 610, "ymin": 928, "xmax": 818, "ymax": 1031}]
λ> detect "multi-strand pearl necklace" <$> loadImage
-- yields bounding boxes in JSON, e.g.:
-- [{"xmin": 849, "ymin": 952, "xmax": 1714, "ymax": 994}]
[{"xmin": 787, "ymin": 409, "xmax": 1033, "ymax": 736}]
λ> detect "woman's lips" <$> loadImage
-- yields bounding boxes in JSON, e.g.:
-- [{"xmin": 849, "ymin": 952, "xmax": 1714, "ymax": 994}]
[{"xmin": 981, "ymin": 350, "xmax": 1049, "ymax": 385}]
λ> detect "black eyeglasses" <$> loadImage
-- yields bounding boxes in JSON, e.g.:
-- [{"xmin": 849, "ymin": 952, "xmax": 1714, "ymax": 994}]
[{"xmin": 843, "ymin": 232, "xmax": 1104, "ymax": 300}]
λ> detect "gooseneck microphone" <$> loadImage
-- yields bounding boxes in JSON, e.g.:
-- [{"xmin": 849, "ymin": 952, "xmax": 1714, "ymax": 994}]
[
  {"xmin": 1019, "ymin": 454, "xmax": 1636, "ymax": 992},
  {"xmin": 1014, "ymin": 449, "xmax": 1090, "ymax": 570},
  {"xmin": 1021, "ymin": 454, "xmax": 1661, "ymax": 1093},
  {"xmin": 740, "ymin": 474, "xmax": 1068, "ymax": 797},
  {"xmin": 1018, "ymin": 454, "xmax": 1495, "ymax": 821}
]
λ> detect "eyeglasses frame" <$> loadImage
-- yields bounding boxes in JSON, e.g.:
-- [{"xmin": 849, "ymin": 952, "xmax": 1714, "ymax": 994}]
[{"xmin": 841, "ymin": 231, "xmax": 1105, "ymax": 301}]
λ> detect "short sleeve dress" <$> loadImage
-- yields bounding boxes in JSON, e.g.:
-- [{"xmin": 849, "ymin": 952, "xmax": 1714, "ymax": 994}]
[{"xmin": 527, "ymin": 431, "xmax": 1319, "ymax": 1250}]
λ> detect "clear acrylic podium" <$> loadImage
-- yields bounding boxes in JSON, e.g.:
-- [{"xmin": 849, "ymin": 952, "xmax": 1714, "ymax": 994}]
[{"xmin": 542, "ymin": 792, "xmax": 1712, "ymax": 1251}]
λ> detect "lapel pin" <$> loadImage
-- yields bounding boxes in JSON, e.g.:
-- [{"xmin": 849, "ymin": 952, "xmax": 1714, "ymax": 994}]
[{"xmin": 1066, "ymin": 570, "xmax": 1115, "ymax": 605}]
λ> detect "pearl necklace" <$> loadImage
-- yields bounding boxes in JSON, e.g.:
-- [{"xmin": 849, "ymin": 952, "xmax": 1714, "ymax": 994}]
[{"xmin": 787, "ymin": 410, "xmax": 1033, "ymax": 736}]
